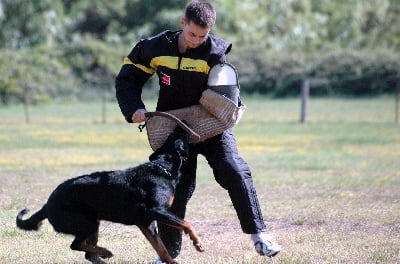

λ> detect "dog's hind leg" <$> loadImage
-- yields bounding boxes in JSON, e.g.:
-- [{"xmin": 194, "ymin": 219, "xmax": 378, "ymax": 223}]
[
  {"xmin": 51, "ymin": 210, "xmax": 113, "ymax": 263},
  {"xmin": 138, "ymin": 222, "xmax": 177, "ymax": 264},
  {"xmin": 71, "ymin": 231, "xmax": 113, "ymax": 264},
  {"xmin": 82, "ymin": 230, "xmax": 114, "ymax": 263}
]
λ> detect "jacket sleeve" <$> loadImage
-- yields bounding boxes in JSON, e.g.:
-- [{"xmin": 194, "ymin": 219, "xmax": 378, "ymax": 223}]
[
  {"xmin": 115, "ymin": 41, "xmax": 154, "ymax": 123},
  {"xmin": 208, "ymin": 36, "xmax": 232, "ymax": 67}
]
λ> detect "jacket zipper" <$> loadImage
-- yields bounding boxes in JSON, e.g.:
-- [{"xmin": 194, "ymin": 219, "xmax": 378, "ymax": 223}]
[{"xmin": 176, "ymin": 55, "xmax": 183, "ymax": 92}]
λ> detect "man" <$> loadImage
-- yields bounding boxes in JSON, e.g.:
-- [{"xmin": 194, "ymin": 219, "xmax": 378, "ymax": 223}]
[{"xmin": 115, "ymin": 0, "xmax": 281, "ymax": 262}]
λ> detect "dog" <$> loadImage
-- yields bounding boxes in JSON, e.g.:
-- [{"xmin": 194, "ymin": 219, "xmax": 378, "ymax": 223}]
[{"xmin": 16, "ymin": 125, "xmax": 204, "ymax": 264}]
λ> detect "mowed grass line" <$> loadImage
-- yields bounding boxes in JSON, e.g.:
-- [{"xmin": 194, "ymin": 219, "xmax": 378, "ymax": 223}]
[{"xmin": 0, "ymin": 97, "xmax": 399, "ymax": 263}]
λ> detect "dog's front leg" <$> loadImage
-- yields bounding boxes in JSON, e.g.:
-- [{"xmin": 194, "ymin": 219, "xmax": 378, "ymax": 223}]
[
  {"xmin": 138, "ymin": 222, "xmax": 177, "ymax": 264},
  {"xmin": 178, "ymin": 219, "xmax": 205, "ymax": 252},
  {"xmin": 149, "ymin": 208, "xmax": 205, "ymax": 252}
]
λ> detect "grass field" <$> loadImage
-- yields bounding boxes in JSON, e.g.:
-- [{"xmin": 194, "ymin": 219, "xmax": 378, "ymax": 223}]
[{"xmin": 0, "ymin": 97, "xmax": 399, "ymax": 264}]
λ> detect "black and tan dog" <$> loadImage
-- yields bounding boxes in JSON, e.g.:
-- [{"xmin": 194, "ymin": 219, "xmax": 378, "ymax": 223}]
[{"xmin": 16, "ymin": 125, "xmax": 204, "ymax": 264}]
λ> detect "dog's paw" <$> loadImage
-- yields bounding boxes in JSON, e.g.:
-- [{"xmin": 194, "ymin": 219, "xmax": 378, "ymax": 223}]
[
  {"xmin": 99, "ymin": 249, "xmax": 113, "ymax": 259},
  {"xmin": 85, "ymin": 253, "xmax": 107, "ymax": 264}
]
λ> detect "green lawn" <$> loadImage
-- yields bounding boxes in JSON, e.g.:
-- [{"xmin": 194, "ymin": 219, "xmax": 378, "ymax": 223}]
[{"xmin": 1, "ymin": 97, "xmax": 399, "ymax": 263}]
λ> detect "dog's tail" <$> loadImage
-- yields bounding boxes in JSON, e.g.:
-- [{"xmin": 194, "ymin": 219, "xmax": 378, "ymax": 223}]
[{"xmin": 16, "ymin": 205, "xmax": 47, "ymax": 231}]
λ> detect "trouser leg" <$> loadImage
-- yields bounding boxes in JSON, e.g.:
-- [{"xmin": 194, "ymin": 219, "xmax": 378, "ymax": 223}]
[
  {"xmin": 158, "ymin": 150, "xmax": 197, "ymax": 259},
  {"xmin": 202, "ymin": 130, "xmax": 267, "ymax": 234},
  {"xmin": 158, "ymin": 129, "xmax": 267, "ymax": 258}
]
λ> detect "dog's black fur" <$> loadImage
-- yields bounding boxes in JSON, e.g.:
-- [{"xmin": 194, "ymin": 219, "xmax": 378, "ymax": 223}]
[{"xmin": 16, "ymin": 126, "xmax": 204, "ymax": 264}]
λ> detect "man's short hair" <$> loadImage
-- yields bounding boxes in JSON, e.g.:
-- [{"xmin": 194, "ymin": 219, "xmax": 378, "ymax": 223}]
[{"xmin": 185, "ymin": 0, "xmax": 216, "ymax": 28}]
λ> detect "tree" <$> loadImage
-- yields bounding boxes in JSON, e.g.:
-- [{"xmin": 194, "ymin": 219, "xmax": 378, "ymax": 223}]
[
  {"xmin": 0, "ymin": 47, "xmax": 79, "ymax": 104},
  {"xmin": 0, "ymin": 0, "xmax": 66, "ymax": 49},
  {"xmin": 0, "ymin": 0, "xmax": 399, "ymax": 104},
  {"xmin": 64, "ymin": 0, "xmax": 125, "ymax": 40}
]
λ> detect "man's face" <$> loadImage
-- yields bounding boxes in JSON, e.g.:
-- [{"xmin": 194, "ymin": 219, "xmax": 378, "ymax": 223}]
[{"xmin": 180, "ymin": 18, "xmax": 210, "ymax": 50}]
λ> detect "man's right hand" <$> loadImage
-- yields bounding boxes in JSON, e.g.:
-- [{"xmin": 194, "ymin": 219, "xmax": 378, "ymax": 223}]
[{"xmin": 131, "ymin": 109, "xmax": 148, "ymax": 123}]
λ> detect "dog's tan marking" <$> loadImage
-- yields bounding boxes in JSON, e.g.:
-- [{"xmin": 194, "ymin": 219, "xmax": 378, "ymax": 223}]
[
  {"xmin": 139, "ymin": 225, "xmax": 177, "ymax": 264},
  {"xmin": 163, "ymin": 220, "xmax": 205, "ymax": 252},
  {"xmin": 168, "ymin": 195, "xmax": 175, "ymax": 207}
]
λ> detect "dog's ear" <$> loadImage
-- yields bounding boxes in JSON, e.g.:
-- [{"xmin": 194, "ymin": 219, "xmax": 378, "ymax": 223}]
[
  {"xmin": 149, "ymin": 124, "xmax": 189, "ymax": 161},
  {"xmin": 174, "ymin": 126, "xmax": 189, "ymax": 159},
  {"xmin": 174, "ymin": 138, "xmax": 189, "ymax": 158},
  {"xmin": 173, "ymin": 121, "xmax": 188, "ymax": 136},
  {"xmin": 149, "ymin": 149, "xmax": 161, "ymax": 161}
]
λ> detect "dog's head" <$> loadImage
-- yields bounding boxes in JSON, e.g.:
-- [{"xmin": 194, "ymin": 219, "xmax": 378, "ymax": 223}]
[{"xmin": 149, "ymin": 124, "xmax": 189, "ymax": 163}]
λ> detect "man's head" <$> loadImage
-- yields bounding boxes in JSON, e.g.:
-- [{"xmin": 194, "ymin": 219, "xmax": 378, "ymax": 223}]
[
  {"xmin": 179, "ymin": 1, "xmax": 216, "ymax": 51},
  {"xmin": 184, "ymin": 0, "xmax": 216, "ymax": 28}
]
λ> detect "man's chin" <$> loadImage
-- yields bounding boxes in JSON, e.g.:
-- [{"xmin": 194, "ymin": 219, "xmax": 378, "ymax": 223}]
[{"xmin": 188, "ymin": 43, "xmax": 200, "ymax": 49}]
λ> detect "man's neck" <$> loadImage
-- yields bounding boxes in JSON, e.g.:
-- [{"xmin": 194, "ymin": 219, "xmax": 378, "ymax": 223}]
[{"xmin": 178, "ymin": 32, "xmax": 187, "ymax": 54}]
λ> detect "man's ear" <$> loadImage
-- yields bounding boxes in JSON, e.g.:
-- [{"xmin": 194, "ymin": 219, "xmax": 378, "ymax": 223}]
[{"xmin": 180, "ymin": 17, "xmax": 186, "ymax": 28}]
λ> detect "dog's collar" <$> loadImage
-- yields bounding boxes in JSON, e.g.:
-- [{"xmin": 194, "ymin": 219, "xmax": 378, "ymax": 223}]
[{"xmin": 152, "ymin": 162, "xmax": 172, "ymax": 179}]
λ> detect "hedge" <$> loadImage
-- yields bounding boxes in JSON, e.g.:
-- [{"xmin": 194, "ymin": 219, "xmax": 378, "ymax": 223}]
[
  {"xmin": 231, "ymin": 49, "xmax": 400, "ymax": 97},
  {"xmin": 1, "ymin": 45, "xmax": 399, "ymax": 104}
]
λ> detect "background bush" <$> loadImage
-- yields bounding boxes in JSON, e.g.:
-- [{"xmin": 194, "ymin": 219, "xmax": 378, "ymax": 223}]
[
  {"xmin": 1, "ymin": 46, "xmax": 399, "ymax": 104},
  {"xmin": 0, "ymin": 0, "xmax": 399, "ymax": 104},
  {"xmin": 0, "ymin": 47, "xmax": 79, "ymax": 104},
  {"xmin": 308, "ymin": 50, "xmax": 400, "ymax": 96},
  {"xmin": 231, "ymin": 49, "xmax": 400, "ymax": 97}
]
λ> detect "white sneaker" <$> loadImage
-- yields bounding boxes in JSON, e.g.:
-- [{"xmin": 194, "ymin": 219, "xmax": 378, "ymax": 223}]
[{"xmin": 253, "ymin": 233, "xmax": 281, "ymax": 257}]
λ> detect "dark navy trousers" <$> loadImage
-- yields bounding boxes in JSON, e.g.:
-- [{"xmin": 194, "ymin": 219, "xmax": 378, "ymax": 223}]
[{"xmin": 158, "ymin": 129, "xmax": 267, "ymax": 258}]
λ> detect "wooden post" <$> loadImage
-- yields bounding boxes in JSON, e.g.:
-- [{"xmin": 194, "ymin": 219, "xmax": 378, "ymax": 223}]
[
  {"xmin": 300, "ymin": 78, "xmax": 310, "ymax": 124},
  {"xmin": 396, "ymin": 81, "xmax": 400, "ymax": 124},
  {"xmin": 23, "ymin": 83, "xmax": 30, "ymax": 124},
  {"xmin": 101, "ymin": 84, "xmax": 107, "ymax": 124}
]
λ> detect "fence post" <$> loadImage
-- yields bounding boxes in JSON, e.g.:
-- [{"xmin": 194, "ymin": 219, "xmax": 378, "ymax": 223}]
[
  {"xmin": 101, "ymin": 85, "xmax": 107, "ymax": 124},
  {"xmin": 300, "ymin": 78, "xmax": 310, "ymax": 124},
  {"xmin": 23, "ymin": 82, "xmax": 30, "ymax": 124},
  {"xmin": 396, "ymin": 81, "xmax": 400, "ymax": 124}
]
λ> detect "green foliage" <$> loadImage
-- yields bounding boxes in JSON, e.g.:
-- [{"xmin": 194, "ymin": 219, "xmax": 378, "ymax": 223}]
[
  {"xmin": 215, "ymin": 0, "xmax": 400, "ymax": 51},
  {"xmin": 0, "ymin": 47, "xmax": 79, "ymax": 104},
  {"xmin": 122, "ymin": 0, "xmax": 186, "ymax": 37},
  {"xmin": 65, "ymin": 0, "xmax": 125, "ymax": 40},
  {"xmin": 1, "ymin": 0, "xmax": 399, "ymax": 50},
  {"xmin": 0, "ymin": 0, "xmax": 399, "ymax": 103},
  {"xmin": 60, "ymin": 36, "xmax": 122, "ymax": 99},
  {"xmin": 0, "ymin": 0, "xmax": 66, "ymax": 49},
  {"xmin": 231, "ymin": 51, "xmax": 307, "ymax": 97},
  {"xmin": 309, "ymin": 50, "xmax": 400, "ymax": 96},
  {"xmin": 230, "ymin": 49, "xmax": 400, "ymax": 97}
]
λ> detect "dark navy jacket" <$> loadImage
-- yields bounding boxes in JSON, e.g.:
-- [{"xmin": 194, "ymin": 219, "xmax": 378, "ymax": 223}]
[{"xmin": 115, "ymin": 30, "xmax": 232, "ymax": 122}]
